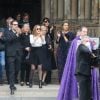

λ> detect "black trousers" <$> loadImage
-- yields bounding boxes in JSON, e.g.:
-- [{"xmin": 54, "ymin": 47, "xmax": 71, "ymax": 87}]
[
  {"xmin": 15, "ymin": 50, "xmax": 22, "ymax": 82},
  {"xmin": 5, "ymin": 55, "xmax": 9, "ymax": 84},
  {"xmin": 76, "ymin": 75, "xmax": 92, "ymax": 100},
  {"xmin": 7, "ymin": 54, "xmax": 22, "ymax": 88},
  {"xmin": 7, "ymin": 56, "xmax": 16, "ymax": 88},
  {"xmin": 45, "ymin": 71, "xmax": 51, "ymax": 84},
  {"xmin": 20, "ymin": 62, "xmax": 30, "ymax": 82}
]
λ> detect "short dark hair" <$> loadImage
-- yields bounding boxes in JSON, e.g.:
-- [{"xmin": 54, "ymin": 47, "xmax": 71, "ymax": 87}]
[
  {"xmin": 42, "ymin": 17, "xmax": 50, "ymax": 23},
  {"xmin": 62, "ymin": 22, "xmax": 69, "ymax": 26}
]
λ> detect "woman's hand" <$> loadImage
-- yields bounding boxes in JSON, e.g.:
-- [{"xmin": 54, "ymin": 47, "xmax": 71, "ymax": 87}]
[{"xmin": 25, "ymin": 47, "xmax": 31, "ymax": 51}]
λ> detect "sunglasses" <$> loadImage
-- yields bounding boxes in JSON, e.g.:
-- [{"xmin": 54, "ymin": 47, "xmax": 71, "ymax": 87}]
[
  {"xmin": 36, "ymin": 28, "xmax": 41, "ymax": 30},
  {"xmin": 43, "ymin": 20, "xmax": 48, "ymax": 23},
  {"xmin": 12, "ymin": 24, "xmax": 18, "ymax": 26}
]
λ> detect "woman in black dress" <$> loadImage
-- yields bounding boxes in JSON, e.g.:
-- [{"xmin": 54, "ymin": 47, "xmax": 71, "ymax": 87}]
[
  {"xmin": 56, "ymin": 22, "xmax": 75, "ymax": 83},
  {"xmin": 40, "ymin": 25, "xmax": 52, "ymax": 85},
  {"xmin": 42, "ymin": 17, "xmax": 56, "ymax": 84},
  {"xmin": 20, "ymin": 23, "xmax": 31, "ymax": 86},
  {"xmin": 29, "ymin": 25, "xmax": 44, "ymax": 88}
]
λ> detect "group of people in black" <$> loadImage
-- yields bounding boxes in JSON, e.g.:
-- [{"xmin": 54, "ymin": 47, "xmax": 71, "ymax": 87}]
[
  {"xmin": 0, "ymin": 14, "xmax": 57, "ymax": 95},
  {"xmin": 1, "ymin": 13, "xmax": 99, "ymax": 100}
]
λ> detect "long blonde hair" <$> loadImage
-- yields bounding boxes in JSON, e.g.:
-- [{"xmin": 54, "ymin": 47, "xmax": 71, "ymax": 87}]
[{"xmin": 32, "ymin": 25, "xmax": 41, "ymax": 36}]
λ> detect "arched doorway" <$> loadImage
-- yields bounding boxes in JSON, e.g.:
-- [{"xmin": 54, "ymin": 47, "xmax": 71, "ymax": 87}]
[{"xmin": 0, "ymin": 0, "xmax": 41, "ymax": 26}]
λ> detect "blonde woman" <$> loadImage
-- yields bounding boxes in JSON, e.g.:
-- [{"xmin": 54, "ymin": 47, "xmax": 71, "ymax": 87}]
[{"xmin": 29, "ymin": 25, "xmax": 44, "ymax": 88}]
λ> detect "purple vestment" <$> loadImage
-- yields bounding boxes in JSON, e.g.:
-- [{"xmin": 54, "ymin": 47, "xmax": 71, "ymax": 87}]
[{"xmin": 57, "ymin": 36, "xmax": 100, "ymax": 100}]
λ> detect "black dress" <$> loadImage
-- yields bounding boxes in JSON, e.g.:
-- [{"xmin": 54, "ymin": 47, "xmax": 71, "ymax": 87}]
[
  {"xmin": 30, "ymin": 46, "xmax": 43, "ymax": 65},
  {"xmin": 29, "ymin": 35, "xmax": 44, "ymax": 66},
  {"xmin": 56, "ymin": 31, "xmax": 75, "ymax": 82},
  {"xmin": 20, "ymin": 33, "xmax": 31, "ymax": 82},
  {"xmin": 41, "ymin": 35, "xmax": 52, "ymax": 71}
]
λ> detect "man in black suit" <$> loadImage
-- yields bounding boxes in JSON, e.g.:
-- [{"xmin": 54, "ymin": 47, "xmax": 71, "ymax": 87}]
[
  {"xmin": 4, "ymin": 17, "xmax": 14, "ymax": 84},
  {"xmin": 75, "ymin": 36, "xmax": 96, "ymax": 100},
  {"xmin": 0, "ymin": 20, "xmax": 22, "ymax": 94}
]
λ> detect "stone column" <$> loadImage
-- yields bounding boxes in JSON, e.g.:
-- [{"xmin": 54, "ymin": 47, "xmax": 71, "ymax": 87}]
[
  {"xmin": 99, "ymin": 0, "xmax": 100, "ymax": 17},
  {"xmin": 44, "ymin": 0, "xmax": 51, "ymax": 18},
  {"xmin": 41, "ymin": 0, "xmax": 45, "ymax": 18},
  {"xmin": 50, "ymin": 0, "xmax": 54, "ymax": 19},
  {"xmin": 53, "ymin": 0, "xmax": 58, "ymax": 19},
  {"xmin": 92, "ymin": 0, "xmax": 99, "ymax": 19},
  {"xmin": 71, "ymin": 0, "xmax": 78, "ymax": 19},
  {"xmin": 85, "ymin": 0, "xmax": 91, "ymax": 19},
  {"xmin": 58, "ymin": 0, "xmax": 64, "ymax": 19},
  {"xmin": 78, "ymin": 0, "xmax": 85, "ymax": 19},
  {"xmin": 64, "ymin": 0, "xmax": 71, "ymax": 19}
]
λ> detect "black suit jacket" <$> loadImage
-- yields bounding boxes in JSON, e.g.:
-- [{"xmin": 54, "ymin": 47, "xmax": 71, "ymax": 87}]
[
  {"xmin": 1, "ymin": 28, "xmax": 22, "ymax": 57},
  {"xmin": 75, "ymin": 44, "xmax": 93, "ymax": 76}
]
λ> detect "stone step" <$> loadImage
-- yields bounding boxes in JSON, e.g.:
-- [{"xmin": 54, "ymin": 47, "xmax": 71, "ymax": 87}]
[
  {"xmin": 2, "ymin": 69, "xmax": 59, "ymax": 84},
  {"xmin": 0, "ymin": 85, "xmax": 59, "ymax": 100},
  {"xmin": 0, "ymin": 97, "xmax": 56, "ymax": 100}
]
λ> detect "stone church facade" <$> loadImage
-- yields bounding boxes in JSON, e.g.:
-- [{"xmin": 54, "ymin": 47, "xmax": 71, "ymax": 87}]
[{"xmin": 41, "ymin": 0, "xmax": 100, "ymax": 36}]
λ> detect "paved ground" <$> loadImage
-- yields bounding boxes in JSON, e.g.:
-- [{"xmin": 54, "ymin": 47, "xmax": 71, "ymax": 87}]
[{"xmin": 0, "ymin": 84, "xmax": 59, "ymax": 100}]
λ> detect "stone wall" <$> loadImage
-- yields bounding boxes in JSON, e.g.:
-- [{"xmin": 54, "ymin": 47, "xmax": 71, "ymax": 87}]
[{"xmin": 41, "ymin": 0, "xmax": 100, "ymax": 36}]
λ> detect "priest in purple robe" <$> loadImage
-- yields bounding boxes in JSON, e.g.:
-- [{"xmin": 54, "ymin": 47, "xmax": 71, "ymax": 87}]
[{"xmin": 57, "ymin": 27, "xmax": 100, "ymax": 100}]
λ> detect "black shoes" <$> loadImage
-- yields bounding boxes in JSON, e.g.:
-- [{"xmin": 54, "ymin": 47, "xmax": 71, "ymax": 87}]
[
  {"xmin": 29, "ymin": 83, "xmax": 32, "ymax": 88},
  {"xmin": 29, "ymin": 80, "xmax": 43, "ymax": 88},
  {"xmin": 10, "ymin": 86, "xmax": 17, "ymax": 95},
  {"xmin": 26, "ymin": 82, "xmax": 29, "ymax": 86},
  {"xmin": 29, "ymin": 80, "xmax": 33, "ymax": 88},
  {"xmin": 29, "ymin": 79, "xmax": 33, "ymax": 88},
  {"xmin": 10, "ymin": 88, "xmax": 14, "ymax": 95},
  {"xmin": 39, "ymin": 80, "xmax": 42, "ymax": 88},
  {"xmin": 20, "ymin": 82, "xmax": 29, "ymax": 86},
  {"xmin": 20, "ymin": 82, "xmax": 24, "ymax": 86}
]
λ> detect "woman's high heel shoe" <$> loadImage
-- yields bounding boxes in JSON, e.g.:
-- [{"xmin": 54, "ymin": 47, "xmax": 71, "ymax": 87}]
[
  {"xmin": 29, "ymin": 70, "xmax": 34, "ymax": 88},
  {"xmin": 39, "ymin": 80, "xmax": 42, "ymax": 88},
  {"xmin": 20, "ymin": 82, "xmax": 24, "ymax": 86}
]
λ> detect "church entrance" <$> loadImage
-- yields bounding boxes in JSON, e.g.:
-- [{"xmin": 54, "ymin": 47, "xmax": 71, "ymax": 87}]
[{"xmin": 0, "ymin": 0, "xmax": 41, "ymax": 25}]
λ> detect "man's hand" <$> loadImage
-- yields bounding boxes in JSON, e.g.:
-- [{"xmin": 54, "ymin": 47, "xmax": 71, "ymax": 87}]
[
  {"xmin": 25, "ymin": 47, "xmax": 30, "ymax": 51},
  {"xmin": 57, "ymin": 31, "xmax": 61, "ymax": 38},
  {"xmin": 91, "ymin": 53, "xmax": 97, "ymax": 58}
]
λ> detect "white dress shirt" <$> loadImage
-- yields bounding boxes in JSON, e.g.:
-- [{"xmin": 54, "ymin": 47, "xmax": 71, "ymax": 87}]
[{"xmin": 30, "ymin": 34, "xmax": 45, "ymax": 47}]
